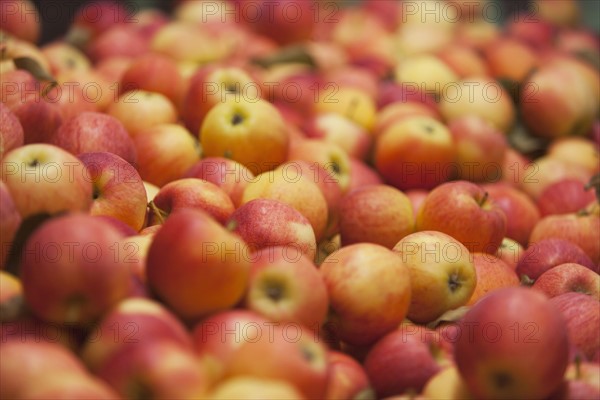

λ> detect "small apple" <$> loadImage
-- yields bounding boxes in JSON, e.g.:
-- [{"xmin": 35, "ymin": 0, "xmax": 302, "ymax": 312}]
[
  {"xmin": 320, "ymin": 243, "xmax": 412, "ymax": 345},
  {"xmin": 454, "ymin": 287, "xmax": 570, "ymax": 399},
  {"xmin": 1, "ymin": 143, "xmax": 92, "ymax": 218},
  {"xmin": 393, "ymin": 231, "xmax": 476, "ymax": 324},
  {"xmin": 533, "ymin": 262, "xmax": 600, "ymax": 299},
  {"xmin": 0, "ymin": 102, "xmax": 24, "ymax": 159},
  {"xmin": 416, "ymin": 180, "xmax": 507, "ymax": 253},
  {"xmin": 537, "ymin": 179, "xmax": 596, "ymax": 216}
]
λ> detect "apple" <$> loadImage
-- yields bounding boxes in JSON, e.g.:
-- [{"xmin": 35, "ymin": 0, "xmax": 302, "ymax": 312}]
[
  {"xmin": 534, "ymin": 0, "xmax": 581, "ymax": 27},
  {"xmin": 314, "ymin": 86, "xmax": 377, "ymax": 132},
  {"xmin": 529, "ymin": 211, "xmax": 600, "ymax": 264},
  {"xmin": 448, "ymin": 115, "xmax": 508, "ymax": 182},
  {"xmin": 20, "ymin": 213, "xmax": 131, "ymax": 324},
  {"xmin": 50, "ymin": 111, "xmax": 137, "ymax": 166},
  {"xmin": 224, "ymin": 323, "xmax": 330, "ymax": 399},
  {"xmin": 516, "ymin": 238, "xmax": 597, "ymax": 281},
  {"xmin": 375, "ymin": 101, "xmax": 442, "ymax": 137},
  {"xmin": 320, "ymin": 243, "xmax": 412, "ymax": 345},
  {"xmin": 146, "ymin": 208, "xmax": 250, "ymax": 320},
  {"xmin": 192, "ymin": 309, "xmax": 271, "ymax": 382},
  {"xmin": 438, "ymin": 76, "xmax": 516, "ymax": 134},
  {"xmin": 454, "ymin": 287, "xmax": 570, "ymax": 399},
  {"xmin": 482, "ymin": 37, "xmax": 539, "ymax": 85},
  {"xmin": 45, "ymin": 80, "xmax": 101, "ymax": 121},
  {"xmin": 0, "ymin": 181, "xmax": 20, "ymax": 269},
  {"xmin": 500, "ymin": 147, "xmax": 532, "ymax": 188},
  {"xmin": 416, "ymin": 180, "xmax": 507, "ymax": 253},
  {"xmin": 148, "ymin": 178, "xmax": 235, "ymax": 226},
  {"xmin": 0, "ymin": 0, "xmax": 40, "ymax": 43},
  {"xmin": 40, "ymin": 41, "xmax": 91, "ymax": 76},
  {"xmin": 520, "ymin": 63, "xmax": 596, "ymax": 139},
  {"xmin": 405, "ymin": 189, "xmax": 429, "ymax": 219},
  {"xmin": 393, "ymin": 231, "xmax": 476, "ymax": 324},
  {"xmin": 200, "ymin": 97, "xmax": 289, "ymax": 176},
  {"xmin": 207, "ymin": 376, "xmax": 303, "ymax": 400},
  {"xmin": 325, "ymin": 350, "xmax": 374, "ymax": 400},
  {"xmin": 241, "ymin": 163, "xmax": 329, "ymax": 242},
  {"xmin": 422, "ymin": 366, "xmax": 473, "ymax": 399},
  {"xmin": 15, "ymin": 371, "xmax": 119, "ymax": 399},
  {"xmin": 547, "ymin": 137, "xmax": 600, "ymax": 175},
  {"xmin": 55, "ymin": 68, "xmax": 113, "ymax": 112},
  {"xmin": 455, "ymin": 18, "xmax": 501, "ymax": 50},
  {"xmin": 181, "ymin": 65, "xmax": 257, "ymax": 134},
  {"xmin": 0, "ymin": 102, "xmax": 24, "ymax": 159},
  {"xmin": 467, "ymin": 253, "xmax": 520, "ymax": 306},
  {"xmin": 537, "ymin": 178, "xmax": 596, "ymax": 216},
  {"xmin": 549, "ymin": 292, "xmax": 600, "ymax": 361},
  {"xmin": 374, "ymin": 116, "xmax": 457, "ymax": 190},
  {"xmin": 436, "ymin": 44, "xmax": 489, "ymax": 78},
  {"xmin": 94, "ymin": 56, "xmax": 132, "ymax": 84},
  {"xmin": 66, "ymin": 0, "xmax": 130, "ymax": 45},
  {"xmin": 119, "ymin": 52, "xmax": 186, "ymax": 108},
  {"xmin": 548, "ymin": 361, "xmax": 600, "ymax": 400},
  {"xmin": 227, "ymin": 198, "xmax": 317, "ymax": 261},
  {"xmin": 106, "ymin": 90, "xmax": 178, "ymax": 137},
  {"xmin": 86, "ymin": 25, "xmax": 149, "ymax": 63},
  {"xmin": 133, "ymin": 123, "xmax": 201, "ymax": 188},
  {"xmin": 244, "ymin": 246, "xmax": 328, "ymax": 329},
  {"xmin": 78, "ymin": 151, "xmax": 147, "ymax": 232},
  {"xmin": 363, "ymin": 326, "xmax": 450, "ymax": 397},
  {"xmin": 97, "ymin": 339, "xmax": 209, "ymax": 399},
  {"xmin": 81, "ymin": 297, "xmax": 193, "ymax": 372},
  {"xmin": 482, "ymin": 182, "xmax": 541, "ymax": 246},
  {"xmin": 394, "ymin": 54, "xmax": 459, "ymax": 99},
  {"xmin": 533, "ymin": 262, "xmax": 600, "ymax": 300},
  {"xmin": 506, "ymin": 17, "xmax": 555, "ymax": 49},
  {"xmin": 0, "ymin": 270, "xmax": 23, "ymax": 322},
  {"xmin": 495, "ymin": 237, "xmax": 525, "ymax": 270},
  {"xmin": 338, "ymin": 184, "xmax": 414, "ymax": 249},
  {"xmin": 346, "ymin": 158, "xmax": 383, "ymax": 192},
  {"xmin": 1, "ymin": 143, "xmax": 92, "ymax": 218}
]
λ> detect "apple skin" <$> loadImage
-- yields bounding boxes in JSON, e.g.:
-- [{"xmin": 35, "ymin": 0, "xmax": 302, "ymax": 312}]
[
  {"xmin": 146, "ymin": 208, "xmax": 251, "ymax": 320},
  {"xmin": 325, "ymin": 350, "xmax": 374, "ymax": 400},
  {"xmin": 422, "ymin": 366, "xmax": 473, "ymax": 400},
  {"xmin": 0, "ymin": 181, "xmax": 21, "ymax": 269},
  {"xmin": 532, "ymin": 262, "xmax": 600, "ymax": 300},
  {"xmin": 454, "ymin": 287, "xmax": 570, "ymax": 400},
  {"xmin": 482, "ymin": 37, "xmax": 539, "ymax": 85},
  {"xmin": 393, "ymin": 231, "xmax": 476, "ymax": 324},
  {"xmin": 224, "ymin": 323, "xmax": 330, "ymax": 399},
  {"xmin": 549, "ymin": 292, "xmax": 600, "ymax": 361},
  {"xmin": 320, "ymin": 243, "xmax": 412, "ymax": 345},
  {"xmin": 448, "ymin": 115, "xmax": 508, "ymax": 183},
  {"xmin": 363, "ymin": 326, "xmax": 448, "ymax": 397},
  {"xmin": 346, "ymin": 158, "xmax": 383, "ymax": 192},
  {"xmin": 303, "ymin": 113, "xmax": 372, "ymax": 161},
  {"xmin": 516, "ymin": 238, "xmax": 597, "ymax": 280},
  {"xmin": 207, "ymin": 376, "xmax": 304, "ymax": 400},
  {"xmin": 241, "ymin": 163, "xmax": 329, "ymax": 242},
  {"xmin": 374, "ymin": 116, "xmax": 457, "ymax": 191},
  {"xmin": 0, "ymin": 270, "xmax": 23, "ymax": 322},
  {"xmin": 495, "ymin": 237, "xmax": 525, "ymax": 270},
  {"xmin": 405, "ymin": 189, "xmax": 429, "ymax": 219},
  {"xmin": 227, "ymin": 198, "xmax": 317, "ymax": 261},
  {"xmin": 200, "ymin": 97, "xmax": 290, "ymax": 176},
  {"xmin": 86, "ymin": 25, "xmax": 149, "ymax": 63},
  {"xmin": 482, "ymin": 182, "xmax": 541, "ymax": 247},
  {"xmin": 50, "ymin": 112, "xmax": 137, "ymax": 166},
  {"xmin": 79, "ymin": 152, "xmax": 147, "ymax": 232},
  {"xmin": 0, "ymin": 0, "xmax": 40, "ymax": 43},
  {"xmin": 133, "ymin": 123, "xmax": 201, "ymax": 188},
  {"xmin": 377, "ymin": 81, "xmax": 439, "ymax": 113},
  {"xmin": 467, "ymin": 253, "xmax": 520, "ymax": 306},
  {"xmin": 14, "ymin": 371, "xmax": 119, "ymax": 400},
  {"xmin": 536, "ymin": 179, "xmax": 596, "ymax": 217},
  {"xmin": 375, "ymin": 101, "xmax": 442, "ymax": 137},
  {"xmin": 184, "ymin": 157, "xmax": 255, "ymax": 209},
  {"xmin": 548, "ymin": 361, "xmax": 600, "ymax": 400},
  {"xmin": 338, "ymin": 184, "xmax": 414, "ymax": 249},
  {"xmin": 40, "ymin": 41, "xmax": 91, "ymax": 76},
  {"xmin": 0, "ymin": 103, "xmax": 24, "ymax": 159},
  {"xmin": 80, "ymin": 297, "xmax": 193, "ymax": 372},
  {"xmin": 149, "ymin": 178, "xmax": 235, "ymax": 226},
  {"xmin": 416, "ymin": 181, "xmax": 507, "ymax": 254},
  {"xmin": 1, "ymin": 143, "xmax": 93, "ymax": 219},
  {"xmin": 547, "ymin": 137, "xmax": 600, "ymax": 176},
  {"xmin": 506, "ymin": 17, "xmax": 555, "ymax": 49},
  {"xmin": 244, "ymin": 246, "xmax": 328, "ymax": 329},
  {"xmin": 436, "ymin": 43, "xmax": 489, "ymax": 78},
  {"xmin": 395, "ymin": 54, "xmax": 459, "ymax": 99},
  {"xmin": 97, "ymin": 339, "xmax": 209, "ymax": 399},
  {"xmin": 529, "ymin": 211, "xmax": 600, "ymax": 265},
  {"xmin": 20, "ymin": 213, "xmax": 132, "ymax": 325}
]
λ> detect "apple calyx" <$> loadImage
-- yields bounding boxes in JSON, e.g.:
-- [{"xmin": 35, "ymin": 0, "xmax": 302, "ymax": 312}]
[
  {"xmin": 448, "ymin": 271, "xmax": 462, "ymax": 292},
  {"xmin": 490, "ymin": 370, "xmax": 514, "ymax": 392},
  {"xmin": 64, "ymin": 295, "xmax": 86, "ymax": 324},
  {"xmin": 126, "ymin": 379, "xmax": 153, "ymax": 400},
  {"xmin": 148, "ymin": 201, "xmax": 168, "ymax": 225},
  {"xmin": 353, "ymin": 387, "xmax": 377, "ymax": 400},
  {"xmin": 0, "ymin": 293, "xmax": 26, "ymax": 322},
  {"xmin": 520, "ymin": 274, "xmax": 535, "ymax": 286},
  {"xmin": 574, "ymin": 355, "xmax": 583, "ymax": 380}
]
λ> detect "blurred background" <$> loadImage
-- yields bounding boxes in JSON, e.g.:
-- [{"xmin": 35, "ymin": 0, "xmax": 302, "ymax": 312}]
[{"xmin": 31, "ymin": 0, "xmax": 600, "ymax": 45}]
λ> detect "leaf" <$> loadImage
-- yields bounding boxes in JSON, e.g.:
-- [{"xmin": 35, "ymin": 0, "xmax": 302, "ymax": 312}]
[
  {"xmin": 12, "ymin": 56, "xmax": 57, "ymax": 96},
  {"xmin": 426, "ymin": 306, "xmax": 471, "ymax": 329}
]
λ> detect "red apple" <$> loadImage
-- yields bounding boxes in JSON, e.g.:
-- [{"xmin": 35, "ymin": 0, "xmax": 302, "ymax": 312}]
[
  {"xmin": 133, "ymin": 123, "xmax": 201, "ymax": 188},
  {"xmin": 537, "ymin": 178, "xmax": 597, "ymax": 216},
  {"xmin": 207, "ymin": 376, "xmax": 304, "ymax": 399},
  {"xmin": 67, "ymin": 0, "xmax": 130, "ymax": 43},
  {"xmin": 0, "ymin": 102, "xmax": 24, "ymax": 159},
  {"xmin": 482, "ymin": 182, "xmax": 541, "ymax": 246},
  {"xmin": 533, "ymin": 262, "xmax": 600, "ymax": 299},
  {"xmin": 148, "ymin": 178, "xmax": 235, "ymax": 226},
  {"xmin": 455, "ymin": 287, "xmax": 570, "ymax": 399},
  {"xmin": 0, "ymin": 0, "xmax": 40, "ymax": 43},
  {"xmin": 416, "ymin": 180, "xmax": 507, "ymax": 253},
  {"xmin": 1, "ymin": 143, "xmax": 92, "ymax": 218},
  {"xmin": 437, "ymin": 43, "xmax": 489, "ymax": 78},
  {"xmin": 146, "ymin": 208, "xmax": 250, "ymax": 320},
  {"xmin": 467, "ymin": 253, "xmax": 520, "ymax": 306},
  {"xmin": 20, "ymin": 213, "xmax": 131, "ymax": 324},
  {"xmin": 482, "ymin": 37, "xmax": 539, "ymax": 85},
  {"xmin": 86, "ymin": 26, "xmax": 149, "ymax": 63},
  {"xmin": 227, "ymin": 198, "xmax": 317, "ymax": 261},
  {"xmin": 516, "ymin": 238, "xmax": 597, "ymax": 281},
  {"xmin": 338, "ymin": 184, "xmax": 414, "ymax": 249},
  {"xmin": 244, "ymin": 246, "xmax": 328, "ymax": 329},
  {"xmin": 303, "ymin": 113, "xmax": 372, "ymax": 160},
  {"xmin": 325, "ymin": 350, "xmax": 374, "ymax": 400},
  {"xmin": 50, "ymin": 111, "xmax": 136, "ymax": 166},
  {"xmin": 0, "ymin": 181, "xmax": 20, "ymax": 269},
  {"xmin": 549, "ymin": 292, "xmax": 600, "ymax": 361},
  {"xmin": 346, "ymin": 158, "xmax": 383, "ymax": 192},
  {"xmin": 40, "ymin": 41, "xmax": 91, "ymax": 76},
  {"xmin": 15, "ymin": 371, "xmax": 119, "ymax": 400},
  {"xmin": 79, "ymin": 151, "xmax": 147, "ymax": 232},
  {"xmin": 320, "ymin": 243, "xmax": 412, "ymax": 345}
]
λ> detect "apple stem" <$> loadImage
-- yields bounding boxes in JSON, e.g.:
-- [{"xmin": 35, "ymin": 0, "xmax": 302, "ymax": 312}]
[
  {"xmin": 477, "ymin": 191, "xmax": 489, "ymax": 207},
  {"xmin": 148, "ymin": 201, "xmax": 167, "ymax": 225}
]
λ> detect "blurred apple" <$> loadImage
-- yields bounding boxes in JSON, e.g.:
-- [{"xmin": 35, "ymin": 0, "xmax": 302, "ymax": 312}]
[
  {"xmin": 547, "ymin": 137, "xmax": 599, "ymax": 175},
  {"xmin": 437, "ymin": 44, "xmax": 489, "ymax": 78},
  {"xmin": 207, "ymin": 377, "xmax": 304, "ymax": 400},
  {"xmin": 0, "ymin": 99, "xmax": 24, "ymax": 159},
  {"xmin": 0, "ymin": 181, "xmax": 20, "ymax": 269},
  {"xmin": 537, "ymin": 178, "xmax": 596, "ymax": 216},
  {"xmin": 395, "ymin": 54, "xmax": 459, "ymax": 98},
  {"xmin": 518, "ymin": 156, "xmax": 592, "ymax": 200},
  {"xmin": 314, "ymin": 86, "xmax": 377, "ymax": 132},
  {"xmin": 346, "ymin": 158, "xmax": 383, "ymax": 192},
  {"xmin": 482, "ymin": 38, "xmax": 539, "ymax": 85},
  {"xmin": 422, "ymin": 366, "xmax": 473, "ymax": 400},
  {"xmin": 325, "ymin": 350, "xmax": 374, "ymax": 400},
  {"xmin": 41, "ymin": 41, "xmax": 91, "ymax": 76},
  {"xmin": 86, "ymin": 26, "xmax": 149, "ymax": 63},
  {"xmin": 0, "ymin": 0, "xmax": 40, "ymax": 43}
]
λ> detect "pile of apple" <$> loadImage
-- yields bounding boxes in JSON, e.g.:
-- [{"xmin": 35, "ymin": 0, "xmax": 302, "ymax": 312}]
[{"xmin": 1, "ymin": 0, "xmax": 599, "ymax": 398}]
